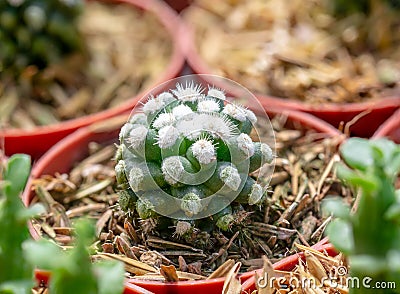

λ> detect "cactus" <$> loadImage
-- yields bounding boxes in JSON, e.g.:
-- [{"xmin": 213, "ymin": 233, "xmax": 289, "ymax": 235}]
[
  {"xmin": 324, "ymin": 138, "xmax": 400, "ymax": 293},
  {"xmin": 0, "ymin": 0, "xmax": 83, "ymax": 76},
  {"xmin": 115, "ymin": 82, "xmax": 273, "ymax": 236}
]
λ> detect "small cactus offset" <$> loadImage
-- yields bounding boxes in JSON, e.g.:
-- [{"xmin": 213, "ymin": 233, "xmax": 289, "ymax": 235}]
[
  {"xmin": 115, "ymin": 82, "xmax": 273, "ymax": 236},
  {"xmin": 0, "ymin": 0, "xmax": 83, "ymax": 75}
]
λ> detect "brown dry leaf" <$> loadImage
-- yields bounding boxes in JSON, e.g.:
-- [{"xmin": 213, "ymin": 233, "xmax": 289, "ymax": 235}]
[
  {"xmin": 222, "ymin": 262, "xmax": 242, "ymax": 294},
  {"xmin": 160, "ymin": 265, "xmax": 179, "ymax": 282},
  {"xmin": 305, "ymin": 251, "xmax": 327, "ymax": 283},
  {"xmin": 255, "ymin": 256, "xmax": 276, "ymax": 294},
  {"xmin": 207, "ymin": 259, "xmax": 235, "ymax": 279},
  {"xmin": 97, "ymin": 253, "xmax": 156, "ymax": 275}
]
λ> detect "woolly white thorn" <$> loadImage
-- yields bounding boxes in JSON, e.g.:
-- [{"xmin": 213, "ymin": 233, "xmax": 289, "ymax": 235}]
[
  {"xmin": 157, "ymin": 125, "xmax": 179, "ymax": 149},
  {"xmin": 197, "ymin": 99, "xmax": 220, "ymax": 112},
  {"xmin": 222, "ymin": 103, "xmax": 247, "ymax": 122},
  {"xmin": 237, "ymin": 133, "xmax": 255, "ymax": 157},
  {"xmin": 261, "ymin": 143, "xmax": 274, "ymax": 164},
  {"xmin": 142, "ymin": 95, "xmax": 165, "ymax": 115},
  {"xmin": 174, "ymin": 221, "xmax": 193, "ymax": 237},
  {"xmin": 172, "ymin": 81, "xmax": 204, "ymax": 102},
  {"xmin": 192, "ymin": 138, "xmax": 216, "ymax": 165},
  {"xmin": 248, "ymin": 183, "xmax": 264, "ymax": 205},
  {"xmin": 156, "ymin": 92, "xmax": 174, "ymax": 103},
  {"xmin": 245, "ymin": 109, "xmax": 257, "ymax": 123},
  {"xmin": 207, "ymin": 87, "xmax": 226, "ymax": 100},
  {"xmin": 172, "ymin": 104, "xmax": 193, "ymax": 119},
  {"xmin": 152, "ymin": 112, "xmax": 176, "ymax": 130},
  {"xmin": 162, "ymin": 156, "xmax": 184, "ymax": 185},
  {"xmin": 220, "ymin": 165, "xmax": 241, "ymax": 191},
  {"xmin": 175, "ymin": 113, "xmax": 238, "ymax": 141},
  {"xmin": 129, "ymin": 167, "xmax": 144, "ymax": 192},
  {"xmin": 181, "ymin": 193, "xmax": 202, "ymax": 217},
  {"xmin": 129, "ymin": 113, "xmax": 147, "ymax": 125},
  {"xmin": 125, "ymin": 125, "xmax": 148, "ymax": 150}
]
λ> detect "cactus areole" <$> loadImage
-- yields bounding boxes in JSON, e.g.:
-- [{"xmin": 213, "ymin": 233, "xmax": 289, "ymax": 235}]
[{"xmin": 116, "ymin": 78, "xmax": 274, "ymax": 231}]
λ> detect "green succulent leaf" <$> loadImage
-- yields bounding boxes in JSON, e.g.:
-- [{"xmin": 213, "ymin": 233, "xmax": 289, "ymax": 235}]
[
  {"xmin": 0, "ymin": 280, "xmax": 34, "ymax": 294},
  {"xmin": 339, "ymin": 138, "xmax": 374, "ymax": 171},
  {"xmin": 336, "ymin": 163, "xmax": 378, "ymax": 192},
  {"xmin": 326, "ymin": 219, "xmax": 354, "ymax": 255},
  {"xmin": 322, "ymin": 197, "xmax": 351, "ymax": 219},
  {"xmin": 349, "ymin": 255, "xmax": 387, "ymax": 276},
  {"xmin": 94, "ymin": 261, "xmax": 125, "ymax": 294},
  {"xmin": 384, "ymin": 203, "xmax": 400, "ymax": 223},
  {"xmin": 3, "ymin": 154, "xmax": 31, "ymax": 197},
  {"xmin": 23, "ymin": 240, "xmax": 71, "ymax": 271}
]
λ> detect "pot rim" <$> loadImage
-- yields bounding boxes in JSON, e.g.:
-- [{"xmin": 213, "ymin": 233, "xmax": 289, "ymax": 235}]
[
  {"xmin": 1, "ymin": 0, "xmax": 185, "ymax": 138},
  {"xmin": 372, "ymin": 107, "xmax": 400, "ymax": 140}
]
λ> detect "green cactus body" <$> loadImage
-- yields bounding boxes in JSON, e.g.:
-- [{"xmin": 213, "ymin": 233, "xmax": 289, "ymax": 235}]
[
  {"xmin": 1, "ymin": 0, "xmax": 84, "ymax": 75},
  {"xmin": 115, "ymin": 82, "xmax": 273, "ymax": 232}
]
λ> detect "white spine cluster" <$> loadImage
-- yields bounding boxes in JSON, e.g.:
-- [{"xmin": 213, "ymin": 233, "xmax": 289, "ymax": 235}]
[
  {"xmin": 222, "ymin": 103, "xmax": 247, "ymax": 122},
  {"xmin": 197, "ymin": 99, "xmax": 220, "ymax": 112},
  {"xmin": 176, "ymin": 113, "xmax": 237, "ymax": 141},
  {"xmin": 142, "ymin": 95, "xmax": 166, "ymax": 115},
  {"xmin": 172, "ymin": 82, "xmax": 204, "ymax": 102},
  {"xmin": 126, "ymin": 125, "xmax": 148, "ymax": 150},
  {"xmin": 157, "ymin": 92, "xmax": 174, "ymax": 103},
  {"xmin": 248, "ymin": 183, "xmax": 264, "ymax": 205},
  {"xmin": 161, "ymin": 156, "xmax": 184, "ymax": 185},
  {"xmin": 172, "ymin": 104, "xmax": 193, "ymax": 119},
  {"xmin": 207, "ymin": 87, "xmax": 226, "ymax": 101},
  {"xmin": 192, "ymin": 138, "xmax": 216, "ymax": 165},
  {"xmin": 261, "ymin": 143, "xmax": 274, "ymax": 163},
  {"xmin": 220, "ymin": 165, "xmax": 241, "ymax": 191},
  {"xmin": 129, "ymin": 167, "xmax": 144, "ymax": 192},
  {"xmin": 152, "ymin": 112, "xmax": 176, "ymax": 130},
  {"xmin": 181, "ymin": 193, "xmax": 202, "ymax": 217},
  {"xmin": 157, "ymin": 125, "xmax": 179, "ymax": 149},
  {"xmin": 237, "ymin": 133, "xmax": 255, "ymax": 157},
  {"xmin": 245, "ymin": 109, "xmax": 257, "ymax": 123},
  {"xmin": 129, "ymin": 113, "xmax": 147, "ymax": 125}
]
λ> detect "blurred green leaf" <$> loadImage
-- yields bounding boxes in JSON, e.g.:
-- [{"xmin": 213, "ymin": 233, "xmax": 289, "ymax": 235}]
[
  {"xmin": 3, "ymin": 154, "xmax": 31, "ymax": 197},
  {"xmin": 322, "ymin": 197, "xmax": 351, "ymax": 219},
  {"xmin": 336, "ymin": 164, "xmax": 378, "ymax": 192},
  {"xmin": 385, "ymin": 203, "xmax": 400, "ymax": 223},
  {"xmin": 23, "ymin": 240, "xmax": 70, "ymax": 271},
  {"xmin": 340, "ymin": 138, "xmax": 373, "ymax": 171},
  {"xmin": 94, "ymin": 261, "xmax": 125, "ymax": 294},
  {"xmin": 0, "ymin": 280, "xmax": 34, "ymax": 294},
  {"xmin": 350, "ymin": 255, "xmax": 387, "ymax": 276},
  {"xmin": 326, "ymin": 219, "xmax": 354, "ymax": 255}
]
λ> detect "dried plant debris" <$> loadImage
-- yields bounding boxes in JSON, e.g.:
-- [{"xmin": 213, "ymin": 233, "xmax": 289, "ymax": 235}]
[
  {"xmin": 250, "ymin": 246, "xmax": 348, "ymax": 294},
  {"xmin": 184, "ymin": 0, "xmax": 400, "ymax": 104},
  {"xmin": 30, "ymin": 115, "xmax": 348, "ymax": 280},
  {"xmin": 0, "ymin": 2, "xmax": 172, "ymax": 129}
]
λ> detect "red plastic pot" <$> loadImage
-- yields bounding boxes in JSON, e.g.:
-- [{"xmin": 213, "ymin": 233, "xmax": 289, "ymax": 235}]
[
  {"xmin": 241, "ymin": 243, "xmax": 338, "ymax": 293},
  {"xmin": 373, "ymin": 107, "xmax": 400, "ymax": 143},
  {"xmin": 23, "ymin": 110, "xmax": 340, "ymax": 293},
  {"xmin": 34, "ymin": 269, "xmax": 156, "ymax": 294},
  {"xmin": 1, "ymin": 0, "xmax": 185, "ymax": 161},
  {"xmin": 180, "ymin": 18, "xmax": 400, "ymax": 138}
]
